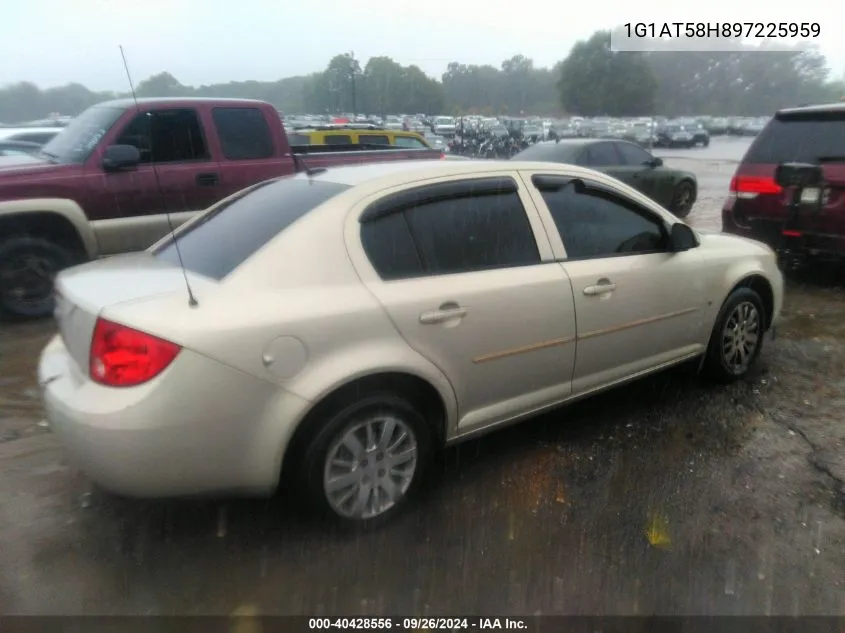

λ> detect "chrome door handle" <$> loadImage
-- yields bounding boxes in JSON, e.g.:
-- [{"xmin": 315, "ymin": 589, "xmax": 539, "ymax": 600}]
[
  {"xmin": 583, "ymin": 280, "xmax": 616, "ymax": 296},
  {"xmin": 420, "ymin": 307, "xmax": 468, "ymax": 324}
]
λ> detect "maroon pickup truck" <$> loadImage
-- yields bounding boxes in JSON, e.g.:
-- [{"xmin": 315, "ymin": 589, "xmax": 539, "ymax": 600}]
[{"xmin": 0, "ymin": 97, "xmax": 443, "ymax": 318}]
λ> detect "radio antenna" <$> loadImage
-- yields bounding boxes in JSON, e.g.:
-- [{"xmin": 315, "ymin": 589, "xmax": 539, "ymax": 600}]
[{"xmin": 119, "ymin": 45, "xmax": 198, "ymax": 308}]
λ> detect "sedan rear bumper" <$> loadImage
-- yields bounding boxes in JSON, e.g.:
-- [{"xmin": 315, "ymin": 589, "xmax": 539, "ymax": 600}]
[{"xmin": 38, "ymin": 335, "xmax": 310, "ymax": 498}]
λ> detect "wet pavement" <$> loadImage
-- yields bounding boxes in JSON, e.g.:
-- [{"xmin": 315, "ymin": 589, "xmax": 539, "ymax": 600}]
[{"xmin": 1, "ymin": 137, "xmax": 844, "ymax": 615}]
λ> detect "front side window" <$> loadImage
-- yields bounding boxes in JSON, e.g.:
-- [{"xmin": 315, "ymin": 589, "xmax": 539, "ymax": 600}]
[
  {"xmin": 536, "ymin": 179, "xmax": 666, "ymax": 259},
  {"xmin": 114, "ymin": 108, "xmax": 209, "ymax": 164},
  {"xmin": 615, "ymin": 142, "xmax": 653, "ymax": 166},
  {"xmin": 394, "ymin": 136, "xmax": 428, "ymax": 149}
]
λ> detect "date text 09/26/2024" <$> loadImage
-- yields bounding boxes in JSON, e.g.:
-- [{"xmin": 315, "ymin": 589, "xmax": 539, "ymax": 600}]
[{"xmin": 623, "ymin": 22, "xmax": 820, "ymax": 39}]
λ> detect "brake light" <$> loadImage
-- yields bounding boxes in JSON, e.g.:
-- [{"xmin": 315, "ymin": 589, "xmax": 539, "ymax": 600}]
[
  {"xmin": 440, "ymin": 152, "xmax": 446, "ymax": 159},
  {"xmin": 89, "ymin": 318, "xmax": 180, "ymax": 387},
  {"xmin": 729, "ymin": 175, "xmax": 783, "ymax": 199}
]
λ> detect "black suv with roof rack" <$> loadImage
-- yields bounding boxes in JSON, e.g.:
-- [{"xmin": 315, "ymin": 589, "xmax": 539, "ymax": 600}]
[{"xmin": 722, "ymin": 102, "xmax": 845, "ymax": 263}]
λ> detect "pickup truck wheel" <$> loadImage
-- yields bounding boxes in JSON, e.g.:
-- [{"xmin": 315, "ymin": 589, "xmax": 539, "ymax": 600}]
[
  {"xmin": 669, "ymin": 181, "xmax": 695, "ymax": 218},
  {"xmin": 0, "ymin": 236, "xmax": 76, "ymax": 319}
]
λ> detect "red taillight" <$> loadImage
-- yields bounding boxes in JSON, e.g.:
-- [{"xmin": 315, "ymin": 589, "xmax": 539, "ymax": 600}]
[
  {"xmin": 729, "ymin": 175, "xmax": 783, "ymax": 197},
  {"xmin": 440, "ymin": 152, "xmax": 446, "ymax": 159},
  {"xmin": 89, "ymin": 318, "xmax": 180, "ymax": 387},
  {"xmin": 782, "ymin": 230, "xmax": 802, "ymax": 237}
]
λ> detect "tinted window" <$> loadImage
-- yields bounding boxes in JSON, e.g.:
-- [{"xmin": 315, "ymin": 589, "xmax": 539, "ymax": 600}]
[
  {"xmin": 325, "ymin": 135, "xmax": 351, "ymax": 145},
  {"xmin": 288, "ymin": 133, "xmax": 310, "ymax": 145},
  {"xmin": 580, "ymin": 143, "xmax": 619, "ymax": 166},
  {"xmin": 615, "ymin": 142, "xmax": 653, "ymax": 166},
  {"xmin": 115, "ymin": 109, "xmax": 209, "ymax": 164},
  {"xmin": 361, "ymin": 213, "xmax": 424, "ymax": 280},
  {"xmin": 212, "ymin": 107, "xmax": 274, "ymax": 160},
  {"xmin": 358, "ymin": 134, "xmax": 389, "ymax": 145},
  {"xmin": 743, "ymin": 112, "xmax": 845, "ymax": 164},
  {"xmin": 154, "ymin": 178, "xmax": 350, "ymax": 280},
  {"xmin": 512, "ymin": 142, "xmax": 580, "ymax": 163},
  {"xmin": 403, "ymin": 189, "xmax": 540, "ymax": 275},
  {"xmin": 394, "ymin": 136, "xmax": 428, "ymax": 149},
  {"xmin": 538, "ymin": 184, "xmax": 666, "ymax": 259}
]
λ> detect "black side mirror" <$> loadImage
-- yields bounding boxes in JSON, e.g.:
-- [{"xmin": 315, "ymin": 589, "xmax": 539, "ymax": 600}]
[
  {"xmin": 669, "ymin": 223, "xmax": 698, "ymax": 252},
  {"xmin": 102, "ymin": 144, "xmax": 140, "ymax": 172},
  {"xmin": 645, "ymin": 157, "xmax": 663, "ymax": 168}
]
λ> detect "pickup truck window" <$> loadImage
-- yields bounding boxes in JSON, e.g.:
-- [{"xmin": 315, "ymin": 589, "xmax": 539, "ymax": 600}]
[
  {"xmin": 115, "ymin": 109, "xmax": 210, "ymax": 164},
  {"xmin": 155, "ymin": 178, "xmax": 351, "ymax": 280},
  {"xmin": 325, "ymin": 135, "xmax": 352, "ymax": 145},
  {"xmin": 39, "ymin": 106, "xmax": 123, "ymax": 164},
  {"xmin": 212, "ymin": 107, "xmax": 275, "ymax": 160}
]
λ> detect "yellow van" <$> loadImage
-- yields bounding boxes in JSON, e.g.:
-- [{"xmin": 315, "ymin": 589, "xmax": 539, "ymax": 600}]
[{"xmin": 289, "ymin": 127, "xmax": 431, "ymax": 149}]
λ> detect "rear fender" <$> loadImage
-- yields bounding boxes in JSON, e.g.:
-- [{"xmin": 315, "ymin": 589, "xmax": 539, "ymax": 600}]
[{"xmin": 0, "ymin": 198, "xmax": 97, "ymax": 258}]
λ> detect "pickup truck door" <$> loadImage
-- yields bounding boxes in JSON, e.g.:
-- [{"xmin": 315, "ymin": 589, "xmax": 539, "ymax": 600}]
[
  {"xmin": 91, "ymin": 107, "xmax": 224, "ymax": 255},
  {"xmin": 209, "ymin": 106, "xmax": 292, "ymax": 199}
]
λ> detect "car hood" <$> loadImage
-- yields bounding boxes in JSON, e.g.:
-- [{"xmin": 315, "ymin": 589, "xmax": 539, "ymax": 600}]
[
  {"xmin": 696, "ymin": 229, "xmax": 774, "ymax": 256},
  {"xmin": 0, "ymin": 157, "xmax": 71, "ymax": 178}
]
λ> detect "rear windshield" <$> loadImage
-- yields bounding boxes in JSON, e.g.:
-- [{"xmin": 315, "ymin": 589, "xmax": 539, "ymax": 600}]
[
  {"xmin": 743, "ymin": 111, "xmax": 845, "ymax": 164},
  {"xmin": 154, "ymin": 178, "xmax": 350, "ymax": 280}
]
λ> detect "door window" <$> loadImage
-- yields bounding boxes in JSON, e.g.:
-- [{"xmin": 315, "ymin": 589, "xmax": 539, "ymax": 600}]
[
  {"xmin": 615, "ymin": 142, "xmax": 653, "ymax": 166},
  {"xmin": 212, "ymin": 107, "xmax": 275, "ymax": 160},
  {"xmin": 114, "ymin": 109, "xmax": 209, "ymax": 164},
  {"xmin": 325, "ymin": 135, "xmax": 351, "ymax": 145},
  {"xmin": 579, "ymin": 142, "xmax": 620, "ymax": 166},
  {"xmin": 536, "ymin": 179, "xmax": 667, "ymax": 259},
  {"xmin": 360, "ymin": 179, "xmax": 540, "ymax": 279}
]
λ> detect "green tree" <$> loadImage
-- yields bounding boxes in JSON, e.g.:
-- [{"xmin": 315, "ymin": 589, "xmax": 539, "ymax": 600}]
[
  {"xmin": 557, "ymin": 30, "xmax": 657, "ymax": 116},
  {"xmin": 134, "ymin": 72, "xmax": 193, "ymax": 97}
]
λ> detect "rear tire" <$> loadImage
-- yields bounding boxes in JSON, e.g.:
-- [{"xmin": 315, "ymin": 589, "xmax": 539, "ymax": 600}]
[
  {"xmin": 702, "ymin": 287, "xmax": 766, "ymax": 382},
  {"xmin": 0, "ymin": 236, "xmax": 77, "ymax": 320},
  {"xmin": 298, "ymin": 392, "xmax": 433, "ymax": 530}
]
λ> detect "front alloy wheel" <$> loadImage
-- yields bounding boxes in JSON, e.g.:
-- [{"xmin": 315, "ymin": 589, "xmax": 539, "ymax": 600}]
[{"xmin": 720, "ymin": 301, "xmax": 761, "ymax": 376}]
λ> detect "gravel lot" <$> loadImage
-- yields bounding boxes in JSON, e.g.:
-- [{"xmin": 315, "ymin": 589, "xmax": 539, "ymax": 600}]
[{"xmin": 0, "ymin": 137, "xmax": 843, "ymax": 615}]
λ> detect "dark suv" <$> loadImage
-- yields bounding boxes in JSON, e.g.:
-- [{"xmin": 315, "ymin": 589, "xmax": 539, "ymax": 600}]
[{"xmin": 722, "ymin": 103, "xmax": 845, "ymax": 260}]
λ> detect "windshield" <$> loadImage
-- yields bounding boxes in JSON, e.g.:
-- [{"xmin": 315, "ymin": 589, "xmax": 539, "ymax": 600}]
[
  {"xmin": 435, "ymin": 117, "xmax": 453, "ymax": 125},
  {"xmin": 39, "ymin": 106, "xmax": 123, "ymax": 164}
]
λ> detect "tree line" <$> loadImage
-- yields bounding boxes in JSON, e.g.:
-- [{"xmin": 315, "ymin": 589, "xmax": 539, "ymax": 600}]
[{"xmin": 1, "ymin": 29, "xmax": 842, "ymax": 123}]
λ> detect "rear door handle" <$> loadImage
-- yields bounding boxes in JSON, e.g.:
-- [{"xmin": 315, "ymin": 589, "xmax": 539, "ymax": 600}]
[
  {"xmin": 196, "ymin": 172, "xmax": 219, "ymax": 186},
  {"xmin": 420, "ymin": 306, "xmax": 468, "ymax": 324},
  {"xmin": 583, "ymin": 279, "xmax": 616, "ymax": 296}
]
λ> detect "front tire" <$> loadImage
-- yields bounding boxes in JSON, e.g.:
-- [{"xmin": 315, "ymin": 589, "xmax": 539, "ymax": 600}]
[
  {"xmin": 669, "ymin": 180, "xmax": 695, "ymax": 218},
  {"xmin": 702, "ymin": 287, "xmax": 766, "ymax": 382},
  {"xmin": 0, "ymin": 236, "xmax": 77, "ymax": 320},
  {"xmin": 299, "ymin": 392, "xmax": 433, "ymax": 529}
]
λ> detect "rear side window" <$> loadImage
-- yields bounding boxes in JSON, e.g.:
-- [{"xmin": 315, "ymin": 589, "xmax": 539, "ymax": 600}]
[
  {"xmin": 212, "ymin": 107, "xmax": 274, "ymax": 160},
  {"xmin": 362, "ymin": 182, "xmax": 540, "ymax": 280},
  {"xmin": 580, "ymin": 143, "xmax": 620, "ymax": 166},
  {"xmin": 358, "ymin": 134, "xmax": 389, "ymax": 145},
  {"xmin": 325, "ymin": 135, "xmax": 351, "ymax": 145},
  {"xmin": 744, "ymin": 112, "xmax": 845, "ymax": 164},
  {"xmin": 288, "ymin": 133, "xmax": 310, "ymax": 145},
  {"xmin": 154, "ymin": 179, "xmax": 350, "ymax": 280}
]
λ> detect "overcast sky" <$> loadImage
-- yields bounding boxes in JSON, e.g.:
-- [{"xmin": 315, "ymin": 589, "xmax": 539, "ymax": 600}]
[{"xmin": 1, "ymin": 0, "xmax": 837, "ymax": 91}]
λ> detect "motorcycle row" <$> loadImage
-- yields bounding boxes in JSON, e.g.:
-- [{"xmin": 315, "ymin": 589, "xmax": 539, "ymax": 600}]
[{"xmin": 447, "ymin": 121, "xmax": 548, "ymax": 159}]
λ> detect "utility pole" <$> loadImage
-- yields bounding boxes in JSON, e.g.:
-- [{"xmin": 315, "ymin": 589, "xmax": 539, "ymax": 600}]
[{"xmin": 349, "ymin": 50, "xmax": 357, "ymax": 119}]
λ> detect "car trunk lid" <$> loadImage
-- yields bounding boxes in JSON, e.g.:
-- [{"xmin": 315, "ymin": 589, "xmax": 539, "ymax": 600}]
[{"xmin": 54, "ymin": 253, "xmax": 215, "ymax": 371}]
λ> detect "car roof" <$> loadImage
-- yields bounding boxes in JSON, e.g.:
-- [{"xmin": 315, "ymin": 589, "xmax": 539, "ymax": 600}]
[{"xmin": 95, "ymin": 97, "xmax": 268, "ymax": 109}]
